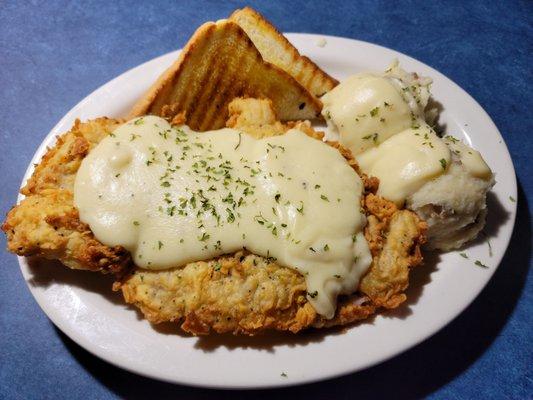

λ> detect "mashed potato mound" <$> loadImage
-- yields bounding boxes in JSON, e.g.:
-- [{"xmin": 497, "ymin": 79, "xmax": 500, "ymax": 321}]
[{"xmin": 406, "ymin": 155, "xmax": 494, "ymax": 250}]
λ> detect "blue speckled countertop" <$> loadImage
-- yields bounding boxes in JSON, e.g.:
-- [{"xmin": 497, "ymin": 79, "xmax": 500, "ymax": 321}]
[{"xmin": 0, "ymin": 1, "xmax": 531, "ymax": 398}]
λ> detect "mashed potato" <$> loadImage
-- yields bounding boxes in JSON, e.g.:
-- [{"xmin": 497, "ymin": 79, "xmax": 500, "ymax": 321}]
[
  {"xmin": 321, "ymin": 60, "xmax": 437, "ymax": 154},
  {"xmin": 406, "ymin": 151, "xmax": 494, "ymax": 250},
  {"xmin": 357, "ymin": 130, "xmax": 494, "ymax": 250},
  {"xmin": 326, "ymin": 61, "xmax": 495, "ymax": 251}
]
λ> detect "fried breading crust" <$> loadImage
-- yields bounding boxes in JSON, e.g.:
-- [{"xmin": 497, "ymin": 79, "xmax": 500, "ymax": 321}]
[
  {"xmin": 115, "ymin": 202, "xmax": 424, "ymax": 335},
  {"xmin": 361, "ymin": 194, "xmax": 425, "ymax": 309},
  {"xmin": 116, "ymin": 251, "xmax": 377, "ymax": 334},
  {"xmin": 115, "ymin": 99, "xmax": 427, "ymax": 334},
  {"xmin": 3, "ymin": 189, "xmax": 130, "ymax": 272},
  {"xmin": 2, "ymin": 118, "xmax": 130, "ymax": 273},
  {"xmin": 226, "ymin": 97, "xmax": 288, "ymax": 138},
  {"xmin": 3, "ymin": 104, "xmax": 426, "ymax": 334},
  {"xmin": 22, "ymin": 118, "xmax": 122, "ymax": 196}
]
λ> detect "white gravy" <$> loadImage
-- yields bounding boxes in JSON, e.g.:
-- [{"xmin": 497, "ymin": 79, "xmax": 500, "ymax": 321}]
[{"xmin": 74, "ymin": 116, "xmax": 372, "ymax": 318}]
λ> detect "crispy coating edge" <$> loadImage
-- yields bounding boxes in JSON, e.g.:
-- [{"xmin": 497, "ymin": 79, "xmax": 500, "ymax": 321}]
[
  {"xmin": 361, "ymin": 194, "xmax": 427, "ymax": 309},
  {"xmin": 114, "ymin": 197, "xmax": 425, "ymax": 335},
  {"xmin": 2, "ymin": 118, "xmax": 130, "ymax": 273},
  {"xmin": 114, "ymin": 251, "xmax": 377, "ymax": 335},
  {"xmin": 22, "ymin": 118, "xmax": 123, "ymax": 196}
]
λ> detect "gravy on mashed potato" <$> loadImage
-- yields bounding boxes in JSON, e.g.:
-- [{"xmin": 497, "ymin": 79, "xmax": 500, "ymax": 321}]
[
  {"xmin": 322, "ymin": 61, "xmax": 493, "ymax": 250},
  {"xmin": 321, "ymin": 60, "xmax": 433, "ymax": 155}
]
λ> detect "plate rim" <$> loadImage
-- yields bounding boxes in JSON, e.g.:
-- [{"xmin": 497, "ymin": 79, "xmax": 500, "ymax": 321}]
[{"xmin": 16, "ymin": 33, "xmax": 517, "ymax": 389}]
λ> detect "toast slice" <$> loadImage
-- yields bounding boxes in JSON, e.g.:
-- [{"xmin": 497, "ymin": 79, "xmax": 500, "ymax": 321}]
[
  {"xmin": 229, "ymin": 7, "xmax": 338, "ymax": 97},
  {"xmin": 128, "ymin": 20, "xmax": 322, "ymax": 131}
]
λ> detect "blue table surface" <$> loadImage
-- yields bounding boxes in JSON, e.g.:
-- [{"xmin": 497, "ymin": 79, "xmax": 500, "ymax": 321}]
[{"xmin": 1, "ymin": 1, "xmax": 531, "ymax": 398}]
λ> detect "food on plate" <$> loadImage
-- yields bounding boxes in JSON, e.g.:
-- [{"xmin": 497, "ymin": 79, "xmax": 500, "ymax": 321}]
[
  {"xmin": 75, "ymin": 115, "xmax": 373, "ymax": 318},
  {"xmin": 129, "ymin": 20, "xmax": 322, "ymax": 131},
  {"xmin": 356, "ymin": 123, "xmax": 450, "ymax": 206},
  {"xmin": 321, "ymin": 60, "xmax": 436, "ymax": 154},
  {"xmin": 323, "ymin": 61, "xmax": 493, "ymax": 249},
  {"xmin": 406, "ymin": 136, "xmax": 494, "ymax": 250},
  {"xmin": 229, "ymin": 7, "xmax": 338, "ymax": 97},
  {"xmin": 2, "ymin": 7, "xmax": 495, "ymax": 336},
  {"xmin": 116, "ymin": 203, "xmax": 424, "ymax": 334},
  {"xmin": 225, "ymin": 97, "xmax": 287, "ymax": 138},
  {"xmin": 2, "ymin": 118, "xmax": 130, "ymax": 273},
  {"xmin": 2, "ymin": 99, "xmax": 426, "ymax": 334}
]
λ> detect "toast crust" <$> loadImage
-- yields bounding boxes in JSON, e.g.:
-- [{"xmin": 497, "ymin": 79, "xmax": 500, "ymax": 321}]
[
  {"xmin": 230, "ymin": 7, "xmax": 339, "ymax": 97},
  {"xmin": 129, "ymin": 21, "xmax": 322, "ymax": 130}
]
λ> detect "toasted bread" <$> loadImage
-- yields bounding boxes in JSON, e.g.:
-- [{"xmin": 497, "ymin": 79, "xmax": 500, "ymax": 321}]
[
  {"xmin": 230, "ymin": 7, "xmax": 338, "ymax": 97},
  {"xmin": 128, "ymin": 20, "xmax": 322, "ymax": 131}
]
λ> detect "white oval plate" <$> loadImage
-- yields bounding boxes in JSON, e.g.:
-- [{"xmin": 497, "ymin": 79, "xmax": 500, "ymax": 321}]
[{"xmin": 18, "ymin": 34, "xmax": 517, "ymax": 389}]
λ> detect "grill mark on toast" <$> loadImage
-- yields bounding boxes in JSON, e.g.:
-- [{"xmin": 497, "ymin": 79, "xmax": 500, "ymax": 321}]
[
  {"xmin": 174, "ymin": 25, "xmax": 222, "ymax": 125},
  {"xmin": 199, "ymin": 27, "xmax": 253, "ymax": 130},
  {"xmin": 130, "ymin": 20, "xmax": 322, "ymax": 129},
  {"xmin": 189, "ymin": 41, "xmax": 227, "ymax": 130}
]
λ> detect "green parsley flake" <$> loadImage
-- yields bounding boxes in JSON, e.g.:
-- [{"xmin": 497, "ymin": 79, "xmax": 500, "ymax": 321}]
[
  {"xmin": 198, "ymin": 232, "xmax": 210, "ymax": 242},
  {"xmin": 445, "ymin": 135, "xmax": 459, "ymax": 144},
  {"xmin": 362, "ymin": 133, "xmax": 379, "ymax": 143}
]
